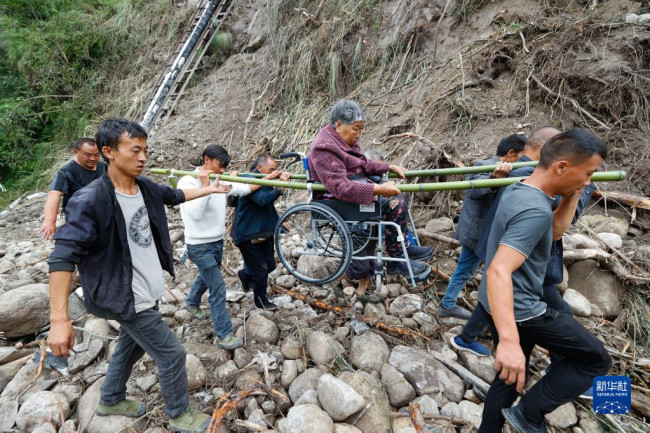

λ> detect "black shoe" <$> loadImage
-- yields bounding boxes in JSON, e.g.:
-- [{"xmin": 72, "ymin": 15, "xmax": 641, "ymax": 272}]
[
  {"xmin": 386, "ymin": 259, "xmax": 428, "ymax": 276},
  {"xmin": 405, "ymin": 245, "xmax": 434, "ymax": 261},
  {"xmin": 238, "ymin": 270, "xmax": 251, "ymax": 292},
  {"xmin": 502, "ymin": 403, "xmax": 545, "ymax": 433},
  {"xmin": 255, "ymin": 300, "xmax": 278, "ymax": 311}
]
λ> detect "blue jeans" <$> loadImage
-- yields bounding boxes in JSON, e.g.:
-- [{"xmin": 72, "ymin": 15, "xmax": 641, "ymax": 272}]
[
  {"xmin": 441, "ymin": 246, "xmax": 482, "ymax": 310},
  {"xmin": 186, "ymin": 240, "xmax": 233, "ymax": 339},
  {"xmin": 100, "ymin": 307, "xmax": 189, "ymax": 418}
]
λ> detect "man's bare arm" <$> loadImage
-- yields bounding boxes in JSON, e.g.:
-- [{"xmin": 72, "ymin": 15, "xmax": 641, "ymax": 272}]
[
  {"xmin": 486, "ymin": 245, "xmax": 528, "ymax": 392},
  {"xmin": 47, "ymin": 271, "xmax": 76, "ymax": 357},
  {"xmin": 552, "ymin": 188, "xmax": 583, "ymax": 240},
  {"xmin": 40, "ymin": 191, "xmax": 63, "ymax": 240}
]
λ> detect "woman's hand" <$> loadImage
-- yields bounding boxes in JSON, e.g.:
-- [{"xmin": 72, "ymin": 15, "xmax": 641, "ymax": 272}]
[
  {"xmin": 388, "ymin": 164, "xmax": 406, "ymax": 179},
  {"xmin": 373, "ymin": 181, "xmax": 401, "ymax": 198}
]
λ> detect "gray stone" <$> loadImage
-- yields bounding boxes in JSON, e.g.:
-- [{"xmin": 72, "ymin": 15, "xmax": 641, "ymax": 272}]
[
  {"xmin": 184, "ymin": 342, "xmax": 231, "ymax": 368},
  {"xmin": 385, "ymin": 283, "xmax": 402, "ymax": 298},
  {"xmin": 457, "ymin": 351, "xmax": 496, "ymax": 383},
  {"xmin": 281, "ymin": 339, "xmax": 302, "ymax": 360},
  {"xmin": 1, "ymin": 359, "xmax": 59, "ymax": 403},
  {"xmin": 289, "ymin": 368, "xmax": 325, "ymax": 403},
  {"xmin": 333, "ymin": 423, "xmax": 363, "ymax": 433},
  {"xmin": 349, "ymin": 320, "xmax": 370, "ymax": 335},
  {"xmin": 579, "ymin": 215, "xmax": 628, "ymax": 237},
  {"xmin": 440, "ymin": 402, "xmax": 460, "ymax": 418},
  {"xmin": 0, "ymin": 347, "xmax": 32, "ymax": 364},
  {"xmin": 135, "ymin": 374, "xmax": 158, "ymax": 392},
  {"xmin": 296, "ymin": 255, "xmax": 341, "ymax": 281},
  {"xmin": 246, "ymin": 313, "xmax": 280, "ymax": 344},
  {"xmin": 77, "ymin": 378, "xmax": 146, "ymax": 433},
  {"xmin": 458, "ymin": 400, "xmax": 482, "ymax": 429},
  {"xmin": 339, "ymin": 371, "xmax": 391, "ymax": 433},
  {"xmin": 563, "ymin": 289, "xmax": 592, "ymax": 317},
  {"xmin": 58, "ymin": 419, "xmax": 77, "ymax": 433},
  {"xmin": 364, "ymin": 302, "xmax": 386, "ymax": 318},
  {"xmin": 350, "ymin": 332, "xmax": 390, "ymax": 372},
  {"xmin": 412, "ymin": 395, "xmax": 439, "ymax": 417},
  {"xmin": 333, "ymin": 327, "xmax": 349, "ymax": 340},
  {"xmin": 596, "ymin": 232, "xmax": 623, "ymax": 249},
  {"xmin": 381, "ymin": 363, "xmax": 416, "ymax": 407},
  {"xmin": 295, "ymin": 389, "xmax": 320, "ymax": 407},
  {"xmin": 216, "ymin": 360, "xmax": 238, "ymax": 379},
  {"xmin": 578, "ymin": 413, "xmax": 606, "ymax": 433},
  {"xmin": 425, "ymin": 217, "xmax": 454, "ymax": 233},
  {"xmin": 32, "ymin": 423, "xmax": 57, "ymax": 433},
  {"xmin": 388, "ymin": 294, "xmax": 422, "ymax": 317},
  {"xmin": 247, "ymin": 408, "xmax": 268, "ymax": 428},
  {"xmin": 392, "ymin": 417, "xmax": 415, "ymax": 431},
  {"xmin": 69, "ymin": 339, "xmax": 103, "ymax": 374},
  {"xmin": 0, "ymin": 398, "xmax": 18, "ymax": 431},
  {"xmin": 545, "ymin": 402, "xmax": 577, "ymax": 428},
  {"xmin": 83, "ymin": 317, "xmax": 113, "ymax": 338},
  {"xmin": 389, "ymin": 345, "xmax": 464, "ymax": 402},
  {"xmin": 295, "ymin": 304, "xmax": 319, "ymax": 321},
  {"xmin": 556, "ymin": 264, "xmax": 569, "ymax": 292},
  {"xmin": 276, "ymin": 275, "xmax": 296, "ymax": 288},
  {"xmin": 281, "ymin": 360, "xmax": 298, "ymax": 388},
  {"xmin": 317, "ymin": 374, "xmax": 365, "ymax": 421},
  {"xmin": 307, "ymin": 331, "xmax": 345, "ymax": 365},
  {"xmin": 51, "ymin": 383, "xmax": 83, "ymax": 407},
  {"xmin": 15, "ymin": 391, "xmax": 70, "ymax": 432},
  {"xmin": 186, "ymin": 354, "xmax": 207, "ymax": 391},
  {"xmin": 568, "ymin": 260, "xmax": 625, "ymax": 318},
  {"xmin": 286, "ymin": 404, "xmax": 334, "ymax": 433},
  {"xmin": 236, "ymin": 369, "xmax": 261, "ymax": 391},
  {"xmin": 0, "ymin": 284, "xmax": 50, "ymax": 338}
]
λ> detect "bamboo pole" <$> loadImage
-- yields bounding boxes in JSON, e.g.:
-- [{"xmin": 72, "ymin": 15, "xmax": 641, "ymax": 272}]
[
  {"xmin": 237, "ymin": 160, "xmax": 539, "ymax": 180},
  {"xmin": 150, "ymin": 168, "xmax": 626, "ymax": 192}
]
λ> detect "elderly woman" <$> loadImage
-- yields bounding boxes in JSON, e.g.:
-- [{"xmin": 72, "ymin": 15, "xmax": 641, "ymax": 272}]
[{"xmin": 308, "ymin": 100, "xmax": 432, "ymax": 279}]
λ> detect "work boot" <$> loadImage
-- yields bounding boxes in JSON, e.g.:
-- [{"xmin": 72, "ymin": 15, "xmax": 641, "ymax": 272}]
[
  {"xmin": 237, "ymin": 270, "xmax": 251, "ymax": 292},
  {"xmin": 436, "ymin": 306, "xmax": 472, "ymax": 320},
  {"xmin": 502, "ymin": 403, "xmax": 545, "ymax": 433},
  {"xmin": 216, "ymin": 334, "xmax": 243, "ymax": 350},
  {"xmin": 96, "ymin": 399, "xmax": 146, "ymax": 417},
  {"xmin": 169, "ymin": 407, "xmax": 211, "ymax": 433},
  {"xmin": 405, "ymin": 244, "xmax": 434, "ymax": 261},
  {"xmin": 386, "ymin": 259, "xmax": 427, "ymax": 276},
  {"xmin": 185, "ymin": 305, "xmax": 207, "ymax": 320}
]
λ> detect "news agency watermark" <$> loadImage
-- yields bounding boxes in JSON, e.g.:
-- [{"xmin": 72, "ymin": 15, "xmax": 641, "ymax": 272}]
[{"xmin": 593, "ymin": 376, "xmax": 631, "ymax": 415}]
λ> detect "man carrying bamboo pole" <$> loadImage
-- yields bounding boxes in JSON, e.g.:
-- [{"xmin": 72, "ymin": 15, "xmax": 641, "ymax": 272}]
[
  {"xmin": 476, "ymin": 129, "xmax": 612, "ymax": 433},
  {"xmin": 436, "ymin": 134, "xmax": 527, "ymax": 323},
  {"xmin": 46, "ymin": 118, "xmax": 227, "ymax": 433}
]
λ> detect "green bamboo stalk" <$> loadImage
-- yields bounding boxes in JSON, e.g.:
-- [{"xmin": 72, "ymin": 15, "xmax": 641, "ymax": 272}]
[
  {"xmin": 150, "ymin": 168, "xmax": 626, "ymax": 192},
  {"xmin": 238, "ymin": 160, "xmax": 539, "ymax": 180}
]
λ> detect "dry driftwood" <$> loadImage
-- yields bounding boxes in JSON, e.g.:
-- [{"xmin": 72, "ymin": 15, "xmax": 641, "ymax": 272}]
[
  {"xmin": 562, "ymin": 248, "xmax": 611, "ymax": 261},
  {"xmin": 592, "ymin": 190, "xmax": 650, "ymax": 210},
  {"xmin": 427, "ymin": 351, "xmax": 491, "ymax": 396},
  {"xmin": 408, "ymin": 403, "xmax": 427, "ymax": 432},
  {"xmin": 416, "ymin": 229, "xmax": 461, "ymax": 246}
]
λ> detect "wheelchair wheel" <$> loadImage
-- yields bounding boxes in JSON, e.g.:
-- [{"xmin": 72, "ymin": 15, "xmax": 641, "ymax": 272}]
[
  {"xmin": 348, "ymin": 221, "xmax": 374, "ymax": 255},
  {"xmin": 275, "ymin": 202, "xmax": 352, "ymax": 285}
]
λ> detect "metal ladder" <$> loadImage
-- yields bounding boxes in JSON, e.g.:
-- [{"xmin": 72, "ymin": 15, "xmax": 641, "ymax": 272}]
[{"xmin": 141, "ymin": 0, "xmax": 235, "ymax": 130}]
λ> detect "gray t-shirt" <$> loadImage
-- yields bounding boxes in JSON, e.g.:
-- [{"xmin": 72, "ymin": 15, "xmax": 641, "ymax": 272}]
[
  {"xmin": 478, "ymin": 181, "xmax": 554, "ymax": 321},
  {"xmin": 115, "ymin": 188, "xmax": 165, "ymax": 312}
]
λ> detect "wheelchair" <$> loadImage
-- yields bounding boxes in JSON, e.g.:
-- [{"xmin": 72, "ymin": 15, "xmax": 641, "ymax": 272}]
[{"xmin": 273, "ymin": 152, "xmax": 426, "ymax": 290}]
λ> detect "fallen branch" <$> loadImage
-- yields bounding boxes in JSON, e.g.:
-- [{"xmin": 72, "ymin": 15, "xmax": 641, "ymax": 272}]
[
  {"xmin": 430, "ymin": 267, "xmax": 451, "ymax": 282},
  {"xmin": 408, "ymin": 403, "xmax": 427, "ymax": 432},
  {"xmin": 592, "ymin": 190, "xmax": 650, "ymax": 210},
  {"xmin": 206, "ymin": 390, "xmax": 255, "ymax": 433},
  {"xmin": 562, "ymin": 248, "xmax": 611, "ymax": 261},
  {"xmin": 416, "ymin": 229, "xmax": 461, "ymax": 246},
  {"xmin": 390, "ymin": 412, "xmax": 469, "ymax": 425},
  {"xmin": 427, "ymin": 351, "xmax": 491, "ymax": 396}
]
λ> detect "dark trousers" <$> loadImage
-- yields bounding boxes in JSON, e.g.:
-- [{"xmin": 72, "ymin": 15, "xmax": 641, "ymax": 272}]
[
  {"xmin": 238, "ymin": 238, "xmax": 276, "ymax": 305},
  {"xmin": 477, "ymin": 304, "xmax": 611, "ymax": 432},
  {"xmin": 100, "ymin": 307, "xmax": 189, "ymax": 418},
  {"xmin": 459, "ymin": 282, "xmax": 573, "ymax": 346}
]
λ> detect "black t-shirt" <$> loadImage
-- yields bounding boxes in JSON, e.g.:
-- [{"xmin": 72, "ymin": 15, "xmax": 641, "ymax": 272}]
[{"xmin": 49, "ymin": 160, "xmax": 107, "ymax": 209}]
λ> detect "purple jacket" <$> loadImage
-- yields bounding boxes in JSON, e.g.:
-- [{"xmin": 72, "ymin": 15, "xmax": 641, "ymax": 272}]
[{"xmin": 308, "ymin": 125, "xmax": 390, "ymax": 205}]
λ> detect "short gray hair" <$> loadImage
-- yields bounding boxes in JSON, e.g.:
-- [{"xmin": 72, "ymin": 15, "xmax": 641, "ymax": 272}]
[{"xmin": 330, "ymin": 100, "xmax": 366, "ymax": 127}]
